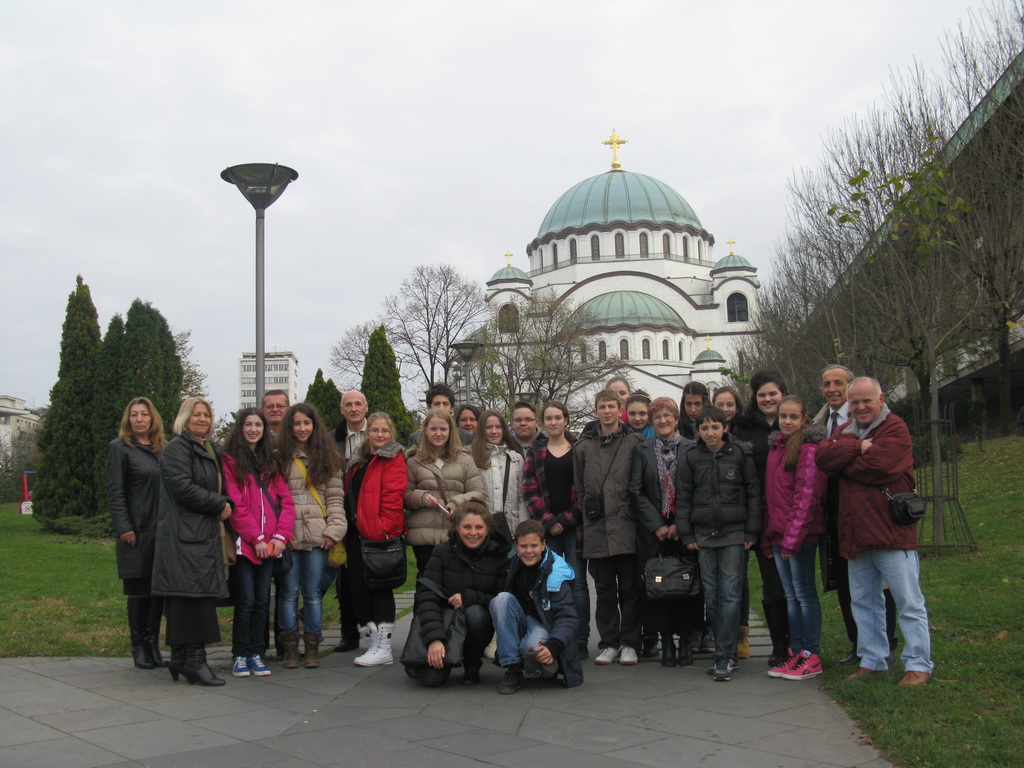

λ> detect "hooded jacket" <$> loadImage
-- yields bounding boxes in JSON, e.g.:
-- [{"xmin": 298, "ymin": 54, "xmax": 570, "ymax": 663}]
[
  {"xmin": 222, "ymin": 453, "xmax": 295, "ymax": 565},
  {"xmin": 574, "ymin": 423, "xmax": 643, "ymax": 559},
  {"xmin": 762, "ymin": 426, "xmax": 827, "ymax": 556},
  {"xmin": 404, "ymin": 447, "xmax": 485, "ymax": 548},
  {"xmin": 344, "ymin": 440, "xmax": 407, "ymax": 542},
  {"xmin": 283, "ymin": 450, "xmax": 347, "ymax": 550},
  {"xmin": 477, "ymin": 442, "xmax": 526, "ymax": 533}
]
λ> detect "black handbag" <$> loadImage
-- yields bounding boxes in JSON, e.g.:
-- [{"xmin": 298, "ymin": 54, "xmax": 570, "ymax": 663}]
[
  {"xmin": 882, "ymin": 486, "xmax": 927, "ymax": 525},
  {"xmin": 360, "ymin": 536, "xmax": 407, "ymax": 589},
  {"xmin": 399, "ymin": 577, "xmax": 467, "ymax": 669},
  {"xmin": 644, "ymin": 542, "xmax": 700, "ymax": 600}
]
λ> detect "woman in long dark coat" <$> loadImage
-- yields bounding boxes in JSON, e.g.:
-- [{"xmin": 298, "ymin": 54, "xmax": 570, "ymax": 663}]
[
  {"xmin": 151, "ymin": 396, "xmax": 234, "ymax": 687},
  {"xmin": 106, "ymin": 397, "xmax": 167, "ymax": 669}
]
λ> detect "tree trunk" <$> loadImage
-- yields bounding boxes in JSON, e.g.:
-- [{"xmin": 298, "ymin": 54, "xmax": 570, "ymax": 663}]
[
  {"xmin": 997, "ymin": 309, "xmax": 1013, "ymax": 437},
  {"xmin": 928, "ymin": 328, "xmax": 946, "ymax": 546}
]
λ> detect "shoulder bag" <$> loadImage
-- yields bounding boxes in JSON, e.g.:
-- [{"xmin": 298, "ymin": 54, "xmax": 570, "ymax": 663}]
[
  {"xmin": 643, "ymin": 540, "xmax": 700, "ymax": 600},
  {"xmin": 882, "ymin": 486, "xmax": 926, "ymax": 525},
  {"xmin": 399, "ymin": 576, "xmax": 467, "ymax": 669}
]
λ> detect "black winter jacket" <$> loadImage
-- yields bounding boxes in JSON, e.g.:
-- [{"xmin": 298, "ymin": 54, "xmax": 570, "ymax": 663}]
[
  {"xmin": 151, "ymin": 432, "xmax": 232, "ymax": 600},
  {"xmin": 106, "ymin": 437, "xmax": 162, "ymax": 580},
  {"xmin": 675, "ymin": 433, "xmax": 762, "ymax": 546},
  {"xmin": 415, "ymin": 530, "xmax": 509, "ymax": 648}
]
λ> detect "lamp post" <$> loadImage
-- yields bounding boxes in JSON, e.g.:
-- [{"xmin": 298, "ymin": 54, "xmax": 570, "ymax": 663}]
[
  {"xmin": 221, "ymin": 163, "xmax": 298, "ymax": 407},
  {"xmin": 450, "ymin": 340, "xmax": 481, "ymax": 405}
]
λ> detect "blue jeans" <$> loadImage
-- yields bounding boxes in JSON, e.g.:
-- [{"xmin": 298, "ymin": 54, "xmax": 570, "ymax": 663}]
[
  {"xmin": 548, "ymin": 531, "xmax": 590, "ymax": 644},
  {"xmin": 231, "ymin": 557, "xmax": 275, "ymax": 657},
  {"xmin": 772, "ymin": 543, "xmax": 822, "ymax": 654},
  {"xmin": 278, "ymin": 548, "xmax": 328, "ymax": 635},
  {"xmin": 849, "ymin": 549, "xmax": 933, "ymax": 673},
  {"xmin": 490, "ymin": 592, "xmax": 550, "ymax": 667},
  {"xmin": 697, "ymin": 544, "xmax": 745, "ymax": 661}
]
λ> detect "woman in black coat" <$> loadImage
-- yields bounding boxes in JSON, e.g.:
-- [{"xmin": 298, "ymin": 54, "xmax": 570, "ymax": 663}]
[
  {"xmin": 106, "ymin": 397, "xmax": 167, "ymax": 669},
  {"xmin": 151, "ymin": 397, "xmax": 234, "ymax": 687},
  {"xmin": 412, "ymin": 500, "xmax": 509, "ymax": 687}
]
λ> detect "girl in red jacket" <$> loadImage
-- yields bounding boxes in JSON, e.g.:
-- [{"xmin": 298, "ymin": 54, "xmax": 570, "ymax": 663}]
[
  {"xmin": 344, "ymin": 412, "xmax": 408, "ymax": 666},
  {"xmin": 763, "ymin": 396, "xmax": 827, "ymax": 681}
]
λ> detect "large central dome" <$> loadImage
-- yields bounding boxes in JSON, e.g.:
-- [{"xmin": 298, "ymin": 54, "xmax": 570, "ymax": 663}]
[{"xmin": 537, "ymin": 170, "xmax": 702, "ymax": 239}]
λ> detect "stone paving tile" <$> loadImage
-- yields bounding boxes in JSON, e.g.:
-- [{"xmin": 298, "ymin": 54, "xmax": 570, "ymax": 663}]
[
  {"xmin": 2, "ymin": 657, "xmax": 124, "ymax": 676},
  {"xmin": 253, "ymin": 725, "xmax": 415, "ymax": 764},
  {"xmin": 486, "ymin": 742, "xmax": 654, "ymax": 768},
  {"xmin": 534, "ymin": 692, "xmax": 657, "ymax": 722},
  {"xmin": 516, "ymin": 714, "xmax": 674, "ymax": 754},
  {"xmin": 33, "ymin": 702, "xmax": 165, "ymax": 733},
  {"xmin": 618, "ymin": 705, "xmax": 798, "ymax": 745},
  {"xmin": 355, "ymin": 713, "xmax": 479, "ymax": 742},
  {"xmin": 738, "ymin": 723, "xmax": 886, "ymax": 766},
  {"xmin": 73, "ymin": 718, "xmax": 240, "ymax": 760},
  {"xmin": 133, "ymin": 690, "xmax": 264, "ymax": 720},
  {"xmin": 760, "ymin": 701, "xmax": 867, "ymax": 736},
  {"xmin": 0, "ymin": 712, "xmax": 66, "ymax": 747},
  {"xmin": 281, "ymin": 706, "xmax": 419, "ymax": 735},
  {"xmin": 607, "ymin": 733, "xmax": 823, "ymax": 768},
  {"xmin": 0, "ymin": 735, "xmax": 126, "ymax": 768},
  {"xmin": 420, "ymin": 689, "xmax": 538, "ymax": 735},
  {"xmin": 0, "ymin": 681, "xmax": 119, "ymax": 717},
  {"xmin": 194, "ymin": 708, "xmax": 308, "ymax": 740},
  {"xmin": 417, "ymin": 728, "xmax": 546, "ymax": 758},
  {"xmin": 140, "ymin": 741, "xmax": 299, "ymax": 768},
  {"xmin": 255, "ymin": 669, "xmax": 367, "ymax": 696}
]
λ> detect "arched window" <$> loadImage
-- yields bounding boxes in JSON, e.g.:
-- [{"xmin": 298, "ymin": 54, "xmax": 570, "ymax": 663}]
[
  {"xmin": 591, "ymin": 234, "xmax": 601, "ymax": 261},
  {"xmin": 662, "ymin": 339, "xmax": 669, "ymax": 360},
  {"xmin": 727, "ymin": 292, "xmax": 749, "ymax": 322},
  {"xmin": 552, "ymin": 243, "xmax": 558, "ymax": 267},
  {"xmin": 679, "ymin": 341, "xmax": 684, "ymax": 361},
  {"xmin": 642, "ymin": 338, "xmax": 651, "ymax": 359},
  {"xmin": 570, "ymin": 238, "xmax": 577, "ymax": 264},
  {"xmin": 538, "ymin": 248, "xmax": 543, "ymax": 269},
  {"xmin": 598, "ymin": 340, "xmax": 607, "ymax": 361},
  {"xmin": 498, "ymin": 303, "xmax": 520, "ymax": 333},
  {"xmin": 682, "ymin": 237, "xmax": 689, "ymax": 261},
  {"xmin": 663, "ymin": 233, "xmax": 671, "ymax": 257},
  {"xmin": 619, "ymin": 339, "xmax": 629, "ymax": 358},
  {"xmin": 639, "ymin": 232, "xmax": 649, "ymax": 257},
  {"xmin": 615, "ymin": 233, "xmax": 625, "ymax": 258}
]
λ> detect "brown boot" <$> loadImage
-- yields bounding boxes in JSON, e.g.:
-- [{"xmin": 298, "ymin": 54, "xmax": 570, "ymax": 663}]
[
  {"xmin": 281, "ymin": 632, "xmax": 300, "ymax": 669},
  {"xmin": 303, "ymin": 632, "xmax": 320, "ymax": 668},
  {"xmin": 736, "ymin": 626, "xmax": 750, "ymax": 659}
]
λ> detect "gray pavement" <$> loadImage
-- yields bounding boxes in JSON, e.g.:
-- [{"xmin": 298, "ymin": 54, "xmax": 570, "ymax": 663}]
[{"xmin": 0, "ymin": 605, "xmax": 890, "ymax": 768}]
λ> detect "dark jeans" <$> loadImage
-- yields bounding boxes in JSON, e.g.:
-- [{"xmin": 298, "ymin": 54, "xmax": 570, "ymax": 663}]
[
  {"xmin": 588, "ymin": 554, "xmax": 641, "ymax": 651},
  {"xmin": 698, "ymin": 544, "xmax": 745, "ymax": 661},
  {"xmin": 231, "ymin": 557, "xmax": 275, "ymax": 657},
  {"xmin": 417, "ymin": 604, "xmax": 493, "ymax": 687}
]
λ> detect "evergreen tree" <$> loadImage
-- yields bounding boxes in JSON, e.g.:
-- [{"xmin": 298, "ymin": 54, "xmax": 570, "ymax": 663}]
[
  {"xmin": 122, "ymin": 300, "xmax": 184, "ymax": 428},
  {"xmin": 305, "ymin": 368, "xmax": 343, "ymax": 431},
  {"xmin": 34, "ymin": 275, "xmax": 101, "ymax": 532},
  {"xmin": 361, "ymin": 326, "xmax": 414, "ymax": 442},
  {"xmin": 92, "ymin": 313, "xmax": 126, "ymax": 516}
]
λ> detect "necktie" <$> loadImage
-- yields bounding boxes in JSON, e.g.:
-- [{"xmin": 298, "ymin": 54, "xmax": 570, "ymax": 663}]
[{"xmin": 829, "ymin": 411, "xmax": 839, "ymax": 437}]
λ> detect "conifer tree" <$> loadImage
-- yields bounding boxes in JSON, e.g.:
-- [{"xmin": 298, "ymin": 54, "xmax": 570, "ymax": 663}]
[
  {"xmin": 305, "ymin": 368, "xmax": 343, "ymax": 431},
  {"xmin": 34, "ymin": 275, "xmax": 101, "ymax": 531},
  {"xmin": 361, "ymin": 326, "xmax": 414, "ymax": 442},
  {"xmin": 92, "ymin": 314, "xmax": 126, "ymax": 516},
  {"xmin": 121, "ymin": 300, "xmax": 183, "ymax": 428}
]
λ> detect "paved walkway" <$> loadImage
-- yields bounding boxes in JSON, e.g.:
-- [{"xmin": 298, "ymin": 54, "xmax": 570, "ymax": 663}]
[{"xmin": 0, "ymin": 605, "xmax": 890, "ymax": 768}]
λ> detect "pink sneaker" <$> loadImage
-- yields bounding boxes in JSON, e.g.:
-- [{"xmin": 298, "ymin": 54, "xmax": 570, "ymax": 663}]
[
  {"xmin": 781, "ymin": 651, "xmax": 823, "ymax": 680},
  {"xmin": 767, "ymin": 649, "xmax": 797, "ymax": 678}
]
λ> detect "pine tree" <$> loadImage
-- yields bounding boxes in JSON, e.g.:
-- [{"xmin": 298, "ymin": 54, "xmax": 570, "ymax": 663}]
[
  {"xmin": 305, "ymin": 368, "xmax": 343, "ymax": 431},
  {"xmin": 34, "ymin": 275, "xmax": 102, "ymax": 532},
  {"xmin": 92, "ymin": 314, "xmax": 126, "ymax": 517},
  {"xmin": 361, "ymin": 326, "xmax": 414, "ymax": 442},
  {"xmin": 121, "ymin": 300, "xmax": 184, "ymax": 428}
]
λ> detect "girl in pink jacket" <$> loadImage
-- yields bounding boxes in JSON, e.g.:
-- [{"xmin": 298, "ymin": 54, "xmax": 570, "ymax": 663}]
[{"xmin": 763, "ymin": 395, "xmax": 827, "ymax": 681}]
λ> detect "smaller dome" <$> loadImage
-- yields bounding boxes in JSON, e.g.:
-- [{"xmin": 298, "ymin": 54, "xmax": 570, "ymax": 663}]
[
  {"xmin": 489, "ymin": 265, "xmax": 529, "ymax": 282},
  {"xmin": 576, "ymin": 291, "xmax": 687, "ymax": 330},
  {"xmin": 694, "ymin": 348, "xmax": 726, "ymax": 364},
  {"xmin": 713, "ymin": 253, "xmax": 755, "ymax": 271}
]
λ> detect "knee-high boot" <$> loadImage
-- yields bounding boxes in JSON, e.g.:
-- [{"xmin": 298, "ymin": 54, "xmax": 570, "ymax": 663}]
[
  {"xmin": 127, "ymin": 598, "xmax": 154, "ymax": 669},
  {"xmin": 143, "ymin": 596, "xmax": 168, "ymax": 667}
]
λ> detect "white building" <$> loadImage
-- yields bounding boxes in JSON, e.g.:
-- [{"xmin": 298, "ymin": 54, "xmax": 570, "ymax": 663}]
[
  {"xmin": 0, "ymin": 395, "xmax": 42, "ymax": 447},
  {"xmin": 484, "ymin": 132, "xmax": 760, "ymax": 402},
  {"xmin": 238, "ymin": 351, "xmax": 300, "ymax": 410}
]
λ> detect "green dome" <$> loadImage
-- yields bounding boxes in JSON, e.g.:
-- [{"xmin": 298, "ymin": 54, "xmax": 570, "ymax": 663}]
[
  {"xmin": 575, "ymin": 291, "xmax": 686, "ymax": 330},
  {"xmin": 713, "ymin": 253, "xmax": 755, "ymax": 270},
  {"xmin": 694, "ymin": 348, "xmax": 726, "ymax": 364},
  {"xmin": 537, "ymin": 170, "xmax": 702, "ymax": 239},
  {"xmin": 488, "ymin": 265, "xmax": 529, "ymax": 282}
]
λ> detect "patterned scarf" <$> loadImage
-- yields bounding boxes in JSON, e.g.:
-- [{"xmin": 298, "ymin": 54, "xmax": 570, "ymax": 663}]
[{"xmin": 655, "ymin": 434, "xmax": 683, "ymax": 519}]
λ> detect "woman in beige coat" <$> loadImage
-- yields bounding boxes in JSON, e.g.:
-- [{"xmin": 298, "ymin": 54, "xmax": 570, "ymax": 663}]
[
  {"xmin": 277, "ymin": 403, "xmax": 347, "ymax": 669},
  {"xmin": 405, "ymin": 408, "xmax": 485, "ymax": 574}
]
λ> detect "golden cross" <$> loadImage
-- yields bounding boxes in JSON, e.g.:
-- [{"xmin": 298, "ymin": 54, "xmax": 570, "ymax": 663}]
[
  {"xmin": 705, "ymin": 335, "xmax": 713, "ymax": 349},
  {"xmin": 602, "ymin": 129, "xmax": 628, "ymax": 170},
  {"xmin": 505, "ymin": 250, "xmax": 513, "ymax": 267},
  {"xmin": 727, "ymin": 238, "xmax": 736, "ymax": 255}
]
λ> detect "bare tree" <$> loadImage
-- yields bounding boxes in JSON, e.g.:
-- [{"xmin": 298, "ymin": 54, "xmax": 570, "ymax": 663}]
[
  {"xmin": 328, "ymin": 319, "xmax": 380, "ymax": 392},
  {"xmin": 174, "ymin": 329, "xmax": 209, "ymax": 399}
]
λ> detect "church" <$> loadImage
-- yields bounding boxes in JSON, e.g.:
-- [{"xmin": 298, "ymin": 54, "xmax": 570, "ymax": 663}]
[{"xmin": 483, "ymin": 131, "xmax": 761, "ymax": 401}]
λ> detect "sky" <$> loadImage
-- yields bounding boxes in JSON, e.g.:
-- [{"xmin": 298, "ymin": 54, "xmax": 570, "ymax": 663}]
[{"xmin": 1, "ymin": 0, "xmax": 989, "ymax": 417}]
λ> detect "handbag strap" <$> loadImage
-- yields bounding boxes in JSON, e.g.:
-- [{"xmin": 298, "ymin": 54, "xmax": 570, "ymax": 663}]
[
  {"xmin": 251, "ymin": 472, "xmax": 278, "ymax": 516},
  {"xmin": 295, "ymin": 457, "xmax": 327, "ymax": 517},
  {"xmin": 501, "ymin": 453, "xmax": 511, "ymax": 511},
  {"xmin": 416, "ymin": 575, "xmax": 453, "ymax": 601}
]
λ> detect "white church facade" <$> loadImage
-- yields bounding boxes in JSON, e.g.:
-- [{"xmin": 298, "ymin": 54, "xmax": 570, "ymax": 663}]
[{"xmin": 484, "ymin": 131, "xmax": 761, "ymax": 401}]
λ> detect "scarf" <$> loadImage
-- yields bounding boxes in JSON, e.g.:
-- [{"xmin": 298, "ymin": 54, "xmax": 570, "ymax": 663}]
[{"xmin": 655, "ymin": 434, "xmax": 683, "ymax": 519}]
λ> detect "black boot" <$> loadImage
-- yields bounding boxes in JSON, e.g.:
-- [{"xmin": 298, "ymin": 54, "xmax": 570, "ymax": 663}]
[
  {"xmin": 763, "ymin": 600, "xmax": 790, "ymax": 667},
  {"xmin": 677, "ymin": 636, "xmax": 693, "ymax": 667},
  {"xmin": 168, "ymin": 644, "xmax": 187, "ymax": 681},
  {"xmin": 127, "ymin": 599, "xmax": 154, "ymax": 669},
  {"xmin": 183, "ymin": 644, "xmax": 225, "ymax": 686},
  {"xmin": 660, "ymin": 634, "xmax": 677, "ymax": 667},
  {"xmin": 144, "ymin": 596, "xmax": 168, "ymax": 667},
  {"xmin": 642, "ymin": 634, "xmax": 660, "ymax": 659}
]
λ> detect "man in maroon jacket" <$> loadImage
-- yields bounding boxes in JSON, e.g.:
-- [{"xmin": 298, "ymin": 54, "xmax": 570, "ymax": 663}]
[{"xmin": 815, "ymin": 377, "xmax": 933, "ymax": 686}]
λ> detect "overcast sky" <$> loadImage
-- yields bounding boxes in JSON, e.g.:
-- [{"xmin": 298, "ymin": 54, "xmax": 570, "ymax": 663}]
[{"xmin": 1, "ymin": 0, "xmax": 987, "ymax": 417}]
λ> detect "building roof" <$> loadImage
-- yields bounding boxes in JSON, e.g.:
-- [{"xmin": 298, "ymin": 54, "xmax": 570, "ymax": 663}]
[
  {"xmin": 488, "ymin": 265, "xmax": 530, "ymax": 283},
  {"xmin": 694, "ymin": 348, "xmax": 726, "ymax": 364},
  {"xmin": 537, "ymin": 170, "xmax": 702, "ymax": 239},
  {"xmin": 575, "ymin": 290, "xmax": 687, "ymax": 330},
  {"xmin": 712, "ymin": 253, "xmax": 755, "ymax": 271}
]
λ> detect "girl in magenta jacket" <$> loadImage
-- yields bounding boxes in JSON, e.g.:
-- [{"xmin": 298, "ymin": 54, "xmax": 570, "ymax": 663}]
[
  {"xmin": 763, "ymin": 395, "xmax": 827, "ymax": 681},
  {"xmin": 223, "ymin": 408, "xmax": 295, "ymax": 678}
]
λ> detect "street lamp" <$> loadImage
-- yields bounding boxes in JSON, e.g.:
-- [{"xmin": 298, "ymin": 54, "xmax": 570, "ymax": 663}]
[
  {"xmin": 221, "ymin": 163, "xmax": 298, "ymax": 406},
  {"xmin": 450, "ymin": 340, "xmax": 481, "ymax": 405}
]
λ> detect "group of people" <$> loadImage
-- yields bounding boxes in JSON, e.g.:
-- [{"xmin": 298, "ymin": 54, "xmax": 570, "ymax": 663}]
[{"xmin": 104, "ymin": 366, "xmax": 933, "ymax": 692}]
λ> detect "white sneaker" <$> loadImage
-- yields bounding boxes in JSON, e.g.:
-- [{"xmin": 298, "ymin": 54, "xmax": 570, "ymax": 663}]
[
  {"xmin": 594, "ymin": 646, "xmax": 620, "ymax": 665},
  {"xmin": 619, "ymin": 646, "xmax": 639, "ymax": 665}
]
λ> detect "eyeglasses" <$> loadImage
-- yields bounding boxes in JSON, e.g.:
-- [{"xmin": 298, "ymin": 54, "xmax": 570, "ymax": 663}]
[
  {"xmin": 368, "ymin": 428, "xmax": 391, "ymax": 436},
  {"xmin": 512, "ymin": 418, "xmax": 536, "ymax": 424}
]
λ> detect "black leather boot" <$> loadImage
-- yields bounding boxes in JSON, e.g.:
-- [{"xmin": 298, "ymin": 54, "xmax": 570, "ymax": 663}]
[
  {"xmin": 144, "ymin": 596, "xmax": 168, "ymax": 667},
  {"xmin": 677, "ymin": 636, "xmax": 694, "ymax": 667},
  {"xmin": 660, "ymin": 634, "xmax": 677, "ymax": 667},
  {"xmin": 168, "ymin": 644, "xmax": 187, "ymax": 681},
  {"xmin": 127, "ymin": 599, "xmax": 154, "ymax": 669},
  {"xmin": 183, "ymin": 644, "xmax": 225, "ymax": 686}
]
